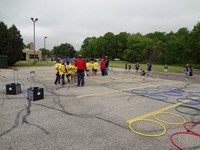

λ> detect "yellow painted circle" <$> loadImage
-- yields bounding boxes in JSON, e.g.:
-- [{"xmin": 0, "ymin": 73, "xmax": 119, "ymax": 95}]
[
  {"xmin": 154, "ymin": 112, "xmax": 186, "ymax": 125},
  {"xmin": 129, "ymin": 119, "xmax": 166, "ymax": 137}
]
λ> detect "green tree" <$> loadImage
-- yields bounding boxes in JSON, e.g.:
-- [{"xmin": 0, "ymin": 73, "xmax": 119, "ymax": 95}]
[
  {"xmin": 80, "ymin": 37, "xmax": 96, "ymax": 58},
  {"xmin": 146, "ymin": 32, "xmax": 167, "ymax": 63},
  {"xmin": 175, "ymin": 27, "xmax": 189, "ymax": 63},
  {"xmin": 0, "ymin": 22, "xmax": 9, "ymax": 56},
  {"xmin": 115, "ymin": 32, "xmax": 130, "ymax": 59},
  {"xmin": 188, "ymin": 22, "xmax": 200, "ymax": 63},
  {"xmin": 123, "ymin": 33, "xmax": 153, "ymax": 62},
  {"xmin": 152, "ymin": 40, "xmax": 166, "ymax": 63},
  {"xmin": 23, "ymin": 43, "xmax": 30, "ymax": 49},
  {"xmin": 0, "ymin": 22, "xmax": 23, "ymax": 66},
  {"xmin": 39, "ymin": 48, "xmax": 52, "ymax": 59},
  {"xmin": 52, "ymin": 43, "xmax": 76, "ymax": 58},
  {"xmin": 79, "ymin": 21, "xmax": 200, "ymax": 65},
  {"xmin": 92, "ymin": 37, "xmax": 104, "ymax": 58},
  {"xmin": 101, "ymin": 32, "xmax": 117, "ymax": 59}
]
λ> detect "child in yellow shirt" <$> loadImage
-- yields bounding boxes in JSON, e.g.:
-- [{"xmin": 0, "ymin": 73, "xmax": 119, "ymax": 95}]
[
  {"xmin": 58, "ymin": 59, "xmax": 66, "ymax": 87},
  {"xmin": 54, "ymin": 59, "xmax": 60, "ymax": 85},
  {"xmin": 70, "ymin": 61, "xmax": 77, "ymax": 82},
  {"xmin": 66, "ymin": 62, "xmax": 72, "ymax": 83},
  {"xmin": 92, "ymin": 60, "xmax": 99, "ymax": 75},
  {"xmin": 86, "ymin": 60, "xmax": 92, "ymax": 76}
]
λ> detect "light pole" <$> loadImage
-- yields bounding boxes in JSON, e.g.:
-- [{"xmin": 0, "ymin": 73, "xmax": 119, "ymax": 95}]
[
  {"xmin": 44, "ymin": 36, "xmax": 48, "ymax": 62},
  {"xmin": 31, "ymin": 17, "xmax": 38, "ymax": 63},
  {"xmin": 44, "ymin": 36, "xmax": 47, "ymax": 50}
]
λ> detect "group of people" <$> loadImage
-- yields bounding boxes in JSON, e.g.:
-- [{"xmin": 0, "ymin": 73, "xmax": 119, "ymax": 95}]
[
  {"xmin": 124, "ymin": 62, "xmax": 151, "ymax": 76},
  {"xmin": 54, "ymin": 55, "xmax": 194, "ymax": 87},
  {"xmin": 125, "ymin": 62, "xmax": 194, "ymax": 80},
  {"xmin": 165, "ymin": 63, "xmax": 193, "ymax": 80},
  {"xmin": 54, "ymin": 55, "xmax": 109, "ymax": 87}
]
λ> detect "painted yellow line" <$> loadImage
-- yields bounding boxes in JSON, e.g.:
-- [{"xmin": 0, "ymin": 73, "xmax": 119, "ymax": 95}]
[
  {"xmin": 76, "ymin": 81, "xmax": 182, "ymax": 98},
  {"xmin": 127, "ymin": 100, "xmax": 190, "ymax": 123}
]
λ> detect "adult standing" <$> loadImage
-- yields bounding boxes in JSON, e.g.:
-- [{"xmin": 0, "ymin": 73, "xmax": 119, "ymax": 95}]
[
  {"xmin": 147, "ymin": 63, "xmax": 152, "ymax": 76},
  {"xmin": 125, "ymin": 63, "xmax": 128, "ymax": 73},
  {"xmin": 75, "ymin": 55, "xmax": 86, "ymax": 86},
  {"xmin": 104, "ymin": 56, "xmax": 109, "ymax": 75},
  {"xmin": 128, "ymin": 64, "xmax": 132, "ymax": 72},
  {"xmin": 189, "ymin": 66, "xmax": 193, "ymax": 78},
  {"xmin": 135, "ymin": 63, "xmax": 140, "ymax": 74},
  {"xmin": 184, "ymin": 64, "xmax": 189, "ymax": 80},
  {"xmin": 100, "ymin": 58, "xmax": 106, "ymax": 76}
]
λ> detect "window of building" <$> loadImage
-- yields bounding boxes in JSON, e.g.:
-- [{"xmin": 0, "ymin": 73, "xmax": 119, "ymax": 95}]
[{"xmin": 29, "ymin": 54, "xmax": 38, "ymax": 59}]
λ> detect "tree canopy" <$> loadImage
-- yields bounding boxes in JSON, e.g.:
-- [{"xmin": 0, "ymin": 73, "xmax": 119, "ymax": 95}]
[
  {"xmin": 39, "ymin": 48, "xmax": 53, "ymax": 59},
  {"xmin": 0, "ymin": 21, "xmax": 23, "ymax": 65},
  {"xmin": 52, "ymin": 43, "xmax": 76, "ymax": 58},
  {"xmin": 1, "ymin": 20, "xmax": 200, "ymax": 65},
  {"xmin": 80, "ymin": 22, "xmax": 200, "ymax": 64}
]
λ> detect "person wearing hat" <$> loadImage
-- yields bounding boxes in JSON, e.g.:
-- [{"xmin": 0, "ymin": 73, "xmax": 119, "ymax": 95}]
[{"xmin": 75, "ymin": 55, "xmax": 86, "ymax": 86}]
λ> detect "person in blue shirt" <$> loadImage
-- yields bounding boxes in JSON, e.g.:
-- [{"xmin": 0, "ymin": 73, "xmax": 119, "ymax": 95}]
[
  {"xmin": 189, "ymin": 66, "xmax": 193, "ymax": 78},
  {"xmin": 135, "ymin": 63, "xmax": 140, "ymax": 75},
  {"xmin": 104, "ymin": 56, "xmax": 109, "ymax": 75},
  {"xmin": 147, "ymin": 63, "xmax": 152, "ymax": 76}
]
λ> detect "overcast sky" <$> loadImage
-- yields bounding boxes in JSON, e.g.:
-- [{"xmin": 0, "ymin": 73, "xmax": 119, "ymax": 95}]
[{"xmin": 0, "ymin": 0, "xmax": 200, "ymax": 51}]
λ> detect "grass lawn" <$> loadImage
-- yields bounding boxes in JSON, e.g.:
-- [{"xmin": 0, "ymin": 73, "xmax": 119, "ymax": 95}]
[
  {"xmin": 14, "ymin": 60, "xmax": 185, "ymax": 73},
  {"xmin": 14, "ymin": 61, "xmax": 55, "ymax": 67},
  {"xmin": 109, "ymin": 61, "xmax": 184, "ymax": 73}
]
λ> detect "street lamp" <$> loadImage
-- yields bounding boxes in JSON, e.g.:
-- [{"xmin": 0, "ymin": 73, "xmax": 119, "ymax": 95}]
[
  {"xmin": 44, "ymin": 36, "xmax": 48, "ymax": 62},
  {"xmin": 44, "ymin": 36, "xmax": 47, "ymax": 50},
  {"xmin": 31, "ymin": 17, "xmax": 38, "ymax": 63}
]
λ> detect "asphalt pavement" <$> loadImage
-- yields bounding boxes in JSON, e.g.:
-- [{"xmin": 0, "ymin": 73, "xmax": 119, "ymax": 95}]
[{"xmin": 0, "ymin": 67, "xmax": 199, "ymax": 150}]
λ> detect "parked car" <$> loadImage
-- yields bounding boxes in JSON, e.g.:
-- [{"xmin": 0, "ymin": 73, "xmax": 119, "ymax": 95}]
[{"xmin": 114, "ymin": 58, "xmax": 120, "ymax": 61}]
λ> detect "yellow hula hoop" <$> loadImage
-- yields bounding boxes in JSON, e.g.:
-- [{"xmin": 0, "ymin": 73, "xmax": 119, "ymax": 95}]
[
  {"xmin": 153, "ymin": 112, "xmax": 186, "ymax": 125},
  {"xmin": 129, "ymin": 119, "xmax": 166, "ymax": 137}
]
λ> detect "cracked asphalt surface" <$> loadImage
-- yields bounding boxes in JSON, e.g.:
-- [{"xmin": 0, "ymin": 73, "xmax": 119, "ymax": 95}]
[{"xmin": 0, "ymin": 67, "xmax": 200, "ymax": 150}]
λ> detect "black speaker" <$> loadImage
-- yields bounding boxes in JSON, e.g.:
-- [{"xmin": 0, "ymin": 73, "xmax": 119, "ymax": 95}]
[
  {"xmin": 6, "ymin": 83, "xmax": 21, "ymax": 95},
  {"xmin": 27, "ymin": 87, "xmax": 44, "ymax": 101}
]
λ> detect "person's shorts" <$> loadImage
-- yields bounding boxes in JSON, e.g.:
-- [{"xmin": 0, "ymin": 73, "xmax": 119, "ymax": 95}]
[
  {"xmin": 164, "ymin": 69, "xmax": 168, "ymax": 72},
  {"xmin": 93, "ymin": 69, "xmax": 97, "ymax": 72},
  {"xmin": 60, "ymin": 74, "xmax": 65, "ymax": 78},
  {"xmin": 66, "ymin": 74, "xmax": 71, "ymax": 77}
]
